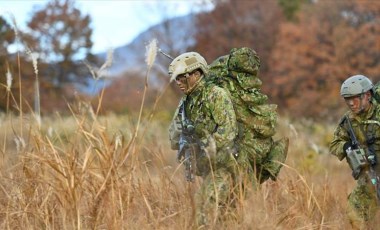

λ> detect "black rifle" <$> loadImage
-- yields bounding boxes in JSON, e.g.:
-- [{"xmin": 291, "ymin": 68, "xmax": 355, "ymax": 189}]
[
  {"xmin": 345, "ymin": 115, "xmax": 368, "ymax": 179},
  {"xmin": 346, "ymin": 115, "xmax": 380, "ymax": 201},
  {"xmin": 177, "ymin": 101, "xmax": 197, "ymax": 182}
]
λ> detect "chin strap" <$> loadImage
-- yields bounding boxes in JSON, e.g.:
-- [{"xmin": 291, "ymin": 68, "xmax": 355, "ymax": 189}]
[
  {"xmin": 358, "ymin": 93, "xmax": 371, "ymax": 114},
  {"xmin": 358, "ymin": 94, "xmax": 365, "ymax": 114},
  {"xmin": 185, "ymin": 75, "xmax": 204, "ymax": 95}
]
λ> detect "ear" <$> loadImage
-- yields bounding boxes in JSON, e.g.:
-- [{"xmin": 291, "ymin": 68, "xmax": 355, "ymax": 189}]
[
  {"xmin": 366, "ymin": 91, "xmax": 372, "ymax": 100},
  {"xmin": 193, "ymin": 70, "xmax": 201, "ymax": 78}
]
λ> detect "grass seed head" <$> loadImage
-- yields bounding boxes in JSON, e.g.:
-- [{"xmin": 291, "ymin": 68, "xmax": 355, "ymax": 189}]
[
  {"xmin": 145, "ymin": 39, "xmax": 157, "ymax": 68},
  {"xmin": 6, "ymin": 67, "xmax": 12, "ymax": 91}
]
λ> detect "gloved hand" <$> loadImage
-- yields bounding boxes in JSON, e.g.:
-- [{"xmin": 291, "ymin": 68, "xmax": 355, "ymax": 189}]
[
  {"xmin": 367, "ymin": 150, "xmax": 377, "ymax": 166},
  {"xmin": 343, "ymin": 141, "xmax": 351, "ymax": 153}
]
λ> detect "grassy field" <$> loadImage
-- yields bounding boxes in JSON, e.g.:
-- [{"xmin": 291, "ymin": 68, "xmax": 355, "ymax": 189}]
[{"xmin": 0, "ymin": 108, "xmax": 379, "ymax": 229}]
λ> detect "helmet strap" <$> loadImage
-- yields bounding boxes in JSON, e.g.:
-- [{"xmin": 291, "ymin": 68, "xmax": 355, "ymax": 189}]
[
  {"xmin": 185, "ymin": 74, "xmax": 204, "ymax": 95},
  {"xmin": 358, "ymin": 94, "xmax": 364, "ymax": 113},
  {"xmin": 184, "ymin": 73, "xmax": 190, "ymax": 92},
  {"xmin": 358, "ymin": 92, "xmax": 371, "ymax": 114}
]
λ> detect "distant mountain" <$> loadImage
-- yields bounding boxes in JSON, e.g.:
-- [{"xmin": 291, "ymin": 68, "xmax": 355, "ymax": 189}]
[{"xmin": 97, "ymin": 13, "xmax": 197, "ymax": 76}]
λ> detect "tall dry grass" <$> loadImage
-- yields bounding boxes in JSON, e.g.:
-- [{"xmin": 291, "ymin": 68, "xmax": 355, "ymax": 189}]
[{"xmin": 1, "ymin": 109, "xmax": 379, "ymax": 229}]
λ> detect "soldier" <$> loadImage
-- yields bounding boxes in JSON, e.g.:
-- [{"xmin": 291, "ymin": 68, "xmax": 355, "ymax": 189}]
[
  {"xmin": 329, "ymin": 75, "xmax": 380, "ymax": 229},
  {"xmin": 168, "ymin": 52, "xmax": 246, "ymax": 227}
]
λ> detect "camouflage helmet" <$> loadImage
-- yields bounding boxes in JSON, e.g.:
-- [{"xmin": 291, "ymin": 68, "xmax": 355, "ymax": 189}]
[
  {"xmin": 168, "ymin": 52, "xmax": 208, "ymax": 80},
  {"xmin": 340, "ymin": 75, "xmax": 373, "ymax": 98}
]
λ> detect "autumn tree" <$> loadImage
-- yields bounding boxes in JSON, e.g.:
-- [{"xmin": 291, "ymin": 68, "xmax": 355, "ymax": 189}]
[
  {"xmin": 0, "ymin": 16, "xmax": 16, "ymax": 112},
  {"xmin": 192, "ymin": 0, "xmax": 284, "ymax": 75},
  {"xmin": 99, "ymin": 70, "xmax": 158, "ymax": 114},
  {"xmin": 25, "ymin": 0, "xmax": 95, "ymax": 87},
  {"xmin": 267, "ymin": 0, "xmax": 380, "ymax": 119},
  {"xmin": 0, "ymin": 16, "xmax": 15, "ymax": 66},
  {"xmin": 0, "ymin": 16, "xmax": 16, "ymax": 75}
]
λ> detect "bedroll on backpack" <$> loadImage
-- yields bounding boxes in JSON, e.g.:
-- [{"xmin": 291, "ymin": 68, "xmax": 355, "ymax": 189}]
[{"xmin": 207, "ymin": 47, "xmax": 288, "ymax": 181}]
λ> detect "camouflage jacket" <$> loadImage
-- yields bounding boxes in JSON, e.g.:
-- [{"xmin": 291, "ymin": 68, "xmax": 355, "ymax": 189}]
[
  {"xmin": 329, "ymin": 102, "xmax": 380, "ymax": 175},
  {"xmin": 169, "ymin": 78, "xmax": 238, "ymax": 173}
]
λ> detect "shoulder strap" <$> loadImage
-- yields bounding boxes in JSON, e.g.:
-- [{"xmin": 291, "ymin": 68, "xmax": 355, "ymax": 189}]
[
  {"xmin": 364, "ymin": 109, "xmax": 379, "ymax": 146},
  {"xmin": 179, "ymin": 96, "xmax": 188, "ymax": 130},
  {"xmin": 339, "ymin": 115, "xmax": 347, "ymax": 126}
]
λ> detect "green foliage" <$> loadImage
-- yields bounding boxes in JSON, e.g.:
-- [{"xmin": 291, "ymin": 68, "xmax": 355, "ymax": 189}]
[{"xmin": 277, "ymin": 0, "xmax": 308, "ymax": 21}]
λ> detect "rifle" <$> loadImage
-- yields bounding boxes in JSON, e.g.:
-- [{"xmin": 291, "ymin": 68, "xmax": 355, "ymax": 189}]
[
  {"xmin": 345, "ymin": 115, "xmax": 380, "ymax": 201},
  {"xmin": 177, "ymin": 101, "xmax": 197, "ymax": 182}
]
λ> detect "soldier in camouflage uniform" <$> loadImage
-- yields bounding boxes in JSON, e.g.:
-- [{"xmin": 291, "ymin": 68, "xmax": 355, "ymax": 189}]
[
  {"xmin": 168, "ymin": 52, "xmax": 250, "ymax": 227},
  {"xmin": 330, "ymin": 75, "xmax": 380, "ymax": 229}
]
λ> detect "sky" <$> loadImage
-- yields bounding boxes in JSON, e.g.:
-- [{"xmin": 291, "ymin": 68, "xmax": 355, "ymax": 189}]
[{"xmin": 0, "ymin": 0, "xmax": 212, "ymax": 53}]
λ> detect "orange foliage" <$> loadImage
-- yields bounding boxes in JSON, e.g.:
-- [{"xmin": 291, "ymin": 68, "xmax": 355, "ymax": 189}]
[
  {"xmin": 266, "ymin": 0, "xmax": 380, "ymax": 120},
  {"xmin": 193, "ymin": 0, "xmax": 283, "ymax": 73},
  {"xmin": 98, "ymin": 71, "xmax": 180, "ymax": 115}
]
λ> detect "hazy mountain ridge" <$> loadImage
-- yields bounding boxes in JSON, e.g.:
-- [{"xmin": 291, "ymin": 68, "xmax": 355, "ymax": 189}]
[{"xmin": 98, "ymin": 13, "xmax": 197, "ymax": 76}]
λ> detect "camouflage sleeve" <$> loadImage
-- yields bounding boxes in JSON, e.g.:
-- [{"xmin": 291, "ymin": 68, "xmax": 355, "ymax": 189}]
[
  {"xmin": 206, "ymin": 86, "xmax": 237, "ymax": 151},
  {"xmin": 329, "ymin": 117, "xmax": 350, "ymax": 161}
]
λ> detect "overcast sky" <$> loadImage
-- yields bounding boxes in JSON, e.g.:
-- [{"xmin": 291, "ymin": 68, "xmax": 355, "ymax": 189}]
[{"xmin": 1, "ymin": 0, "xmax": 213, "ymax": 53}]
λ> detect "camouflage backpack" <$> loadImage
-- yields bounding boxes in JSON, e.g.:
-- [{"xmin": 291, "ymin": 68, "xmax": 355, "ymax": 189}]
[
  {"xmin": 207, "ymin": 47, "xmax": 289, "ymax": 182},
  {"xmin": 373, "ymin": 81, "xmax": 380, "ymax": 103}
]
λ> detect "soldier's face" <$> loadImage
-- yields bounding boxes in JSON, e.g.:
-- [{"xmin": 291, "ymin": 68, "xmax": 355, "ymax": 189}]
[
  {"xmin": 175, "ymin": 71, "xmax": 199, "ymax": 94},
  {"xmin": 344, "ymin": 92, "xmax": 371, "ymax": 114}
]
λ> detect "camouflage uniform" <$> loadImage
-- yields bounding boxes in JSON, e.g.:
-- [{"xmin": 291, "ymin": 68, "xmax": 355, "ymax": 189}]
[
  {"xmin": 169, "ymin": 78, "xmax": 252, "ymax": 226},
  {"xmin": 329, "ymin": 103, "xmax": 380, "ymax": 228}
]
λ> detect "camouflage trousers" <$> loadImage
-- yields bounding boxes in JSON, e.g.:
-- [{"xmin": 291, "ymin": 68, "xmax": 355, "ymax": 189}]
[
  {"xmin": 195, "ymin": 167, "xmax": 237, "ymax": 227},
  {"xmin": 347, "ymin": 175, "xmax": 379, "ymax": 229},
  {"xmin": 194, "ymin": 157, "xmax": 255, "ymax": 227},
  {"xmin": 193, "ymin": 137, "xmax": 289, "ymax": 227}
]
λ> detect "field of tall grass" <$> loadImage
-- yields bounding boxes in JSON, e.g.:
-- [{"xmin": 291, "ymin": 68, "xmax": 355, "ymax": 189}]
[
  {"xmin": 1, "ymin": 39, "xmax": 379, "ymax": 230},
  {"xmin": 1, "ymin": 104, "xmax": 379, "ymax": 229}
]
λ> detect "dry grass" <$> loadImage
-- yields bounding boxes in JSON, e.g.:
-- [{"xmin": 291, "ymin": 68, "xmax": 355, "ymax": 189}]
[{"xmin": 0, "ymin": 109, "xmax": 379, "ymax": 229}]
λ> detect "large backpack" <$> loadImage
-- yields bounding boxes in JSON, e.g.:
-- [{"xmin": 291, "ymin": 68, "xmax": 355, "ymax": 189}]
[
  {"xmin": 372, "ymin": 81, "xmax": 380, "ymax": 103},
  {"xmin": 207, "ymin": 47, "xmax": 289, "ymax": 182}
]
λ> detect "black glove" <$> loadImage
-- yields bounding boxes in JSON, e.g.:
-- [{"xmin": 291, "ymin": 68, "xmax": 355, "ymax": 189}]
[
  {"xmin": 367, "ymin": 150, "xmax": 377, "ymax": 166},
  {"xmin": 343, "ymin": 142, "xmax": 351, "ymax": 153}
]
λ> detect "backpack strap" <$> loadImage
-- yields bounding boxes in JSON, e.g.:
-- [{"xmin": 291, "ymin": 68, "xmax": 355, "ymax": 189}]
[
  {"xmin": 363, "ymin": 109, "xmax": 380, "ymax": 143},
  {"xmin": 360, "ymin": 109, "xmax": 380, "ymax": 164}
]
